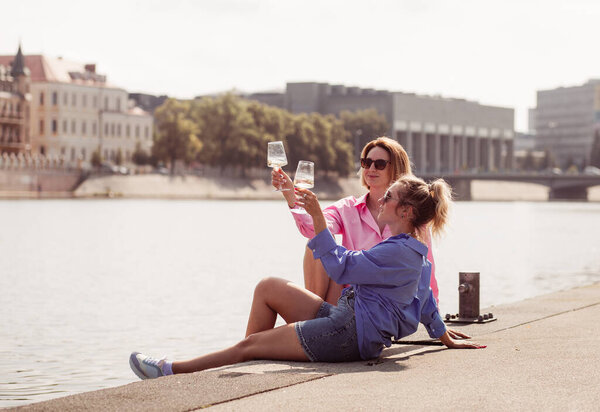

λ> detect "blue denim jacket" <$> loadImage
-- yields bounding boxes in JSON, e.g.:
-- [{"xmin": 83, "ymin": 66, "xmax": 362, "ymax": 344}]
[{"xmin": 307, "ymin": 228, "xmax": 446, "ymax": 360}]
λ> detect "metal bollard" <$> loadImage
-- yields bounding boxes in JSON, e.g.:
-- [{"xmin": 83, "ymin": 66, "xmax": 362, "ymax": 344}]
[{"xmin": 444, "ymin": 271, "xmax": 496, "ymax": 324}]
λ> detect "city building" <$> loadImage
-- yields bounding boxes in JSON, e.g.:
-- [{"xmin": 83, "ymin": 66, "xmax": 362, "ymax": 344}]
[
  {"xmin": 0, "ymin": 48, "xmax": 153, "ymax": 167},
  {"xmin": 534, "ymin": 79, "xmax": 600, "ymax": 169},
  {"xmin": 0, "ymin": 45, "xmax": 31, "ymax": 154},
  {"xmin": 248, "ymin": 82, "xmax": 515, "ymax": 174}
]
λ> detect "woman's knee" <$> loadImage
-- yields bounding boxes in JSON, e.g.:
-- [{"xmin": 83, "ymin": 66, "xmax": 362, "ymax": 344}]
[
  {"xmin": 254, "ymin": 276, "xmax": 286, "ymax": 298},
  {"xmin": 234, "ymin": 334, "xmax": 260, "ymax": 362}
]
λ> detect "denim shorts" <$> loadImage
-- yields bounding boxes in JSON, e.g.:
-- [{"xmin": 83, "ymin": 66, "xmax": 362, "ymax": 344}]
[{"xmin": 295, "ymin": 288, "xmax": 361, "ymax": 362}]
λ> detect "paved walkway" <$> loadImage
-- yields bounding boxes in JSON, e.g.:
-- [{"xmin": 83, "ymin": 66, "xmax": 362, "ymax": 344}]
[{"xmin": 12, "ymin": 282, "xmax": 600, "ymax": 411}]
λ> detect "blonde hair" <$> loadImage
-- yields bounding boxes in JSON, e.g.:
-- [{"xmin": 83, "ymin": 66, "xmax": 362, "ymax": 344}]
[
  {"xmin": 360, "ymin": 137, "xmax": 412, "ymax": 189},
  {"xmin": 391, "ymin": 175, "xmax": 453, "ymax": 236}
]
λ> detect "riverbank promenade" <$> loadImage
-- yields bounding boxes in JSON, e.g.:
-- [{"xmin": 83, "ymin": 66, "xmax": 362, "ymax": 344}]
[{"xmin": 12, "ymin": 282, "xmax": 599, "ymax": 411}]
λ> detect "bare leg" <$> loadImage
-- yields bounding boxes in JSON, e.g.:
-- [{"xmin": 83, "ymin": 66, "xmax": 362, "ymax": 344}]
[
  {"xmin": 245, "ymin": 277, "xmax": 324, "ymax": 337},
  {"xmin": 173, "ymin": 323, "xmax": 307, "ymax": 374},
  {"xmin": 303, "ymin": 246, "xmax": 343, "ymax": 305},
  {"xmin": 174, "ymin": 277, "xmax": 320, "ymax": 374}
]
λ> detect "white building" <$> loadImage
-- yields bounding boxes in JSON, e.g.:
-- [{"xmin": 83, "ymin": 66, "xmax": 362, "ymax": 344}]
[{"xmin": 0, "ymin": 53, "xmax": 153, "ymax": 167}]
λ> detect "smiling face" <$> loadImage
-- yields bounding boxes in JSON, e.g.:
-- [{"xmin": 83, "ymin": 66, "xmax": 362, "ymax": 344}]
[{"xmin": 362, "ymin": 146, "xmax": 392, "ymax": 192}]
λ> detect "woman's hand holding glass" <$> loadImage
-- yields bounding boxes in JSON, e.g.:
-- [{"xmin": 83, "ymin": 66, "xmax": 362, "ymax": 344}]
[
  {"xmin": 271, "ymin": 168, "xmax": 295, "ymax": 207},
  {"xmin": 267, "ymin": 141, "xmax": 290, "ymax": 192},
  {"xmin": 294, "ymin": 187, "xmax": 327, "ymax": 234}
]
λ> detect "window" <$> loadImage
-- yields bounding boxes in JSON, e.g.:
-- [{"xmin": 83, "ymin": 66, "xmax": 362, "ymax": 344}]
[
  {"xmin": 71, "ymin": 120, "xmax": 76, "ymax": 134},
  {"xmin": 63, "ymin": 93, "xmax": 68, "ymax": 105},
  {"xmin": 104, "ymin": 97, "xmax": 108, "ymax": 110},
  {"xmin": 135, "ymin": 125, "xmax": 140, "ymax": 138},
  {"xmin": 145, "ymin": 126, "xmax": 149, "ymax": 139},
  {"xmin": 93, "ymin": 96, "xmax": 97, "ymax": 108},
  {"xmin": 72, "ymin": 93, "xmax": 77, "ymax": 107},
  {"xmin": 116, "ymin": 99, "xmax": 121, "ymax": 111},
  {"xmin": 81, "ymin": 148, "xmax": 86, "ymax": 160},
  {"xmin": 51, "ymin": 119, "xmax": 57, "ymax": 134},
  {"xmin": 104, "ymin": 124, "xmax": 109, "ymax": 136},
  {"xmin": 40, "ymin": 92, "xmax": 44, "ymax": 106},
  {"xmin": 111, "ymin": 124, "xmax": 115, "ymax": 136},
  {"xmin": 83, "ymin": 94, "xmax": 87, "ymax": 108},
  {"xmin": 52, "ymin": 92, "xmax": 58, "ymax": 106},
  {"xmin": 63, "ymin": 120, "xmax": 68, "ymax": 134},
  {"xmin": 92, "ymin": 122, "xmax": 97, "ymax": 136},
  {"xmin": 71, "ymin": 147, "xmax": 76, "ymax": 161},
  {"xmin": 82, "ymin": 121, "xmax": 87, "ymax": 135},
  {"xmin": 39, "ymin": 120, "xmax": 44, "ymax": 134},
  {"xmin": 126, "ymin": 124, "xmax": 130, "ymax": 137},
  {"xmin": 117, "ymin": 124, "xmax": 121, "ymax": 137}
]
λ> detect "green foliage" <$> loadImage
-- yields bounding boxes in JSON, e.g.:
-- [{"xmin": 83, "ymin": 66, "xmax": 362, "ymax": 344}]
[
  {"xmin": 152, "ymin": 98, "xmax": 202, "ymax": 174},
  {"xmin": 152, "ymin": 94, "xmax": 382, "ymax": 177}
]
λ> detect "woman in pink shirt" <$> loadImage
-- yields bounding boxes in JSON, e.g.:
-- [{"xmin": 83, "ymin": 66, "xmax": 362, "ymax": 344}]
[{"xmin": 273, "ymin": 137, "xmax": 440, "ymax": 304}]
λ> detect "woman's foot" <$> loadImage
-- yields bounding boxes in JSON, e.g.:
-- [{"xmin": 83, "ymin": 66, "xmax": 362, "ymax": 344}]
[{"xmin": 129, "ymin": 352, "xmax": 172, "ymax": 380}]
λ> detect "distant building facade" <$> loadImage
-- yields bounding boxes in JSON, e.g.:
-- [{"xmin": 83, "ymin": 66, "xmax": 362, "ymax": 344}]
[
  {"xmin": 0, "ymin": 48, "xmax": 153, "ymax": 167},
  {"xmin": 534, "ymin": 79, "xmax": 600, "ymax": 169},
  {"xmin": 0, "ymin": 46, "xmax": 30, "ymax": 154},
  {"xmin": 248, "ymin": 82, "xmax": 515, "ymax": 174}
]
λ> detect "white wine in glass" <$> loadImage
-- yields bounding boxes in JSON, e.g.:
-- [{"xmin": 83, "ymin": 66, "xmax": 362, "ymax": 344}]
[
  {"xmin": 291, "ymin": 160, "xmax": 314, "ymax": 214},
  {"xmin": 267, "ymin": 141, "xmax": 289, "ymax": 191}
]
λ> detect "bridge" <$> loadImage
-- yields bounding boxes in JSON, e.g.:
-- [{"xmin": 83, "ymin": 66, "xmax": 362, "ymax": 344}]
[{"xmin": 417, "ymin": 172, "xmax": 600, "ymax": 201}]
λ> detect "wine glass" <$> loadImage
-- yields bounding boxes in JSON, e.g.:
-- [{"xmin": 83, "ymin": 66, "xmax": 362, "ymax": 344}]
[
  {"xmin": 291, "ymin": 160, "xmax": 314, "ymax": 214},
  {"xmin": 267, "ymin": 141, "xmax": 289, "ymax": 191}
]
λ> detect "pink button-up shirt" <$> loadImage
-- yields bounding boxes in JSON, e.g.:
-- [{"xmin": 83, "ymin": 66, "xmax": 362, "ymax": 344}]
[{"xmin": 291, "ymin": 194, "xmax": 439, "ymax": 303}]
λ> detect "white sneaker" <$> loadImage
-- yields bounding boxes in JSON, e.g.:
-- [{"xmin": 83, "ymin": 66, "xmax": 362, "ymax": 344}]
[{"xmin": 129, "ymin": 352, "xmax": 167, "ymax": 380}]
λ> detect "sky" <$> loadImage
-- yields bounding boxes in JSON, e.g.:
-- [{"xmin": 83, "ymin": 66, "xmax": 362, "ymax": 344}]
[{"xmin": 3, "ymin": 0, "xmax": 600, "ymax": 132}]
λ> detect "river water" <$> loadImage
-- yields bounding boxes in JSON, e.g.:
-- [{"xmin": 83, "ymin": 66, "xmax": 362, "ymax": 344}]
[{"xmin": 1, "ymin": 199, "xmax": 599, "ymax": 407}]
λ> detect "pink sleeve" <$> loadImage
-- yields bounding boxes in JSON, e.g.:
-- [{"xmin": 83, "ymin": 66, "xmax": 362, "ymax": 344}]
[
  {"xmin": 290, "ymin": 203, "xmax": 343, "ymax": 239},
  {"xmin": 420, "ymin": 227, "xmax": 439, "ymax": 305}
]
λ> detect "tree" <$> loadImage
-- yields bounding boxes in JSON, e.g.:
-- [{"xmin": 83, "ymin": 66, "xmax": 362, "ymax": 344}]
[
  {"xmin": 153, "ymin": 99, "xmax": 202, "ymax": 175},
  {"xmin": 132, "ymin": 142, "xmax": 150, "ymax": 165},
  {"xmin": 340, "ymin": 109, "xmax": 390, "ymax": 157},
  {"xmin": 191, "ymin": 94, "xmax": 265, "ymax": 176},
  {"xmin": 115, "ymin": 148, "xmax": 123, "ymax": 166},
  {"xmin": 91, "ymin": 149, "xmax": 102, "ymax": 168}
]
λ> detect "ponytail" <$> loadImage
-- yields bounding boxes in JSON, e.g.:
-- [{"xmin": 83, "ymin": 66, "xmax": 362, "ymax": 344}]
[
  {"xmin": 427, "ymin": 179, "xmax": 452, "ymax": 236},
  {"xmin": 391, "ymin": 176, "xmax": 453, "ymax": 236}
]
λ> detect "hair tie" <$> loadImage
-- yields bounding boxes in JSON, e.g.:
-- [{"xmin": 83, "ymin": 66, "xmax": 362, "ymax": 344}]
[{"xmin": 428, "ymin": 183, "xmax": 435, "ymax": 199}]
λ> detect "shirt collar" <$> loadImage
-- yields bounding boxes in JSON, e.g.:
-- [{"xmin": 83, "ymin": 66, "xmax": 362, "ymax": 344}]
[
  {"xmin": 354, "ymin": 193, "xmax": 368, "ymax": 208},
  {"xmin": 393, "ymin": 233, "xmax": 428, "ymax": 257}
]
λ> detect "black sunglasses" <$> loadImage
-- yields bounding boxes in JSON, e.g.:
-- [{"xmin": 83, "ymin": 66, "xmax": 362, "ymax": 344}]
[
  {"xmin": 361, "ymin": 157, "xmax": 391, "ymax": 170},
  {"xmin": 383, "ymin": 190, "xmax": 400, "ymax": 203}
]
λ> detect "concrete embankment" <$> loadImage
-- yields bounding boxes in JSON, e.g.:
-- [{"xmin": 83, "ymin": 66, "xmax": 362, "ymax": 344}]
[
  {"xmin": 12, "ymin": 282, "xmax": 600, "ymax": 411},
  {"xmin": 2, "ymin": 173, "xmax": 600, "ymax": 201},
  {"xmin": 73, "ymin": 174, "xmax": 600, "ymax": 201}
]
